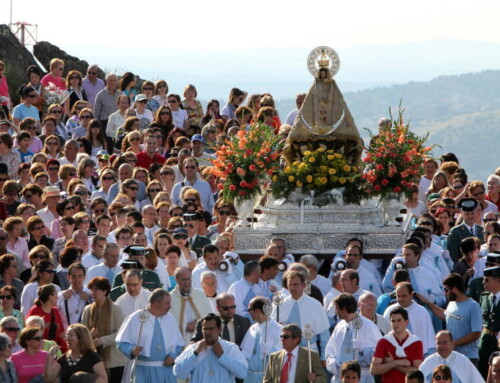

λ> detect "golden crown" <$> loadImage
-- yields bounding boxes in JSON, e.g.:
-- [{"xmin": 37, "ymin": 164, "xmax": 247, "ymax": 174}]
[{"xmin": 317, "ymin": 49, "xmax": 330, "ymax": 68}]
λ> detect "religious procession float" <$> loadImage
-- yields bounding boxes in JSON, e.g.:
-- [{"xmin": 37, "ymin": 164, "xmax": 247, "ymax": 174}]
[{"xmin": 211, "ymin": 46, "xmax": 434, "ymax": 258}]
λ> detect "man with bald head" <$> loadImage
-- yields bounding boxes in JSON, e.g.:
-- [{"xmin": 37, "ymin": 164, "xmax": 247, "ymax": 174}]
[{"xmin": 359, "ymin": 292, "xmax": 390, "ymax": 335}]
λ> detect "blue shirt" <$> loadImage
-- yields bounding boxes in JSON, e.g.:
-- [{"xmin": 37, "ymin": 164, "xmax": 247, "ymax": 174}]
[
  {"xmin": 12, "ymin": 103, "xmax": 39, "ymax": 121},
  {"xmin": 16, "ymin": 148, "xmax": 34, "ymax": 163},
  {"xmin": 445, "ymin": 298, "xmax": 482, "ymax": 358}
]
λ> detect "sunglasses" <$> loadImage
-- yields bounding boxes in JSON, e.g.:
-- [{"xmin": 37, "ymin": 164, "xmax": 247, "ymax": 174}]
[
  {"xmin": 173, "ymin": 235, "xmax": 188, "ymax": 240},
  {"xmin": 33, "ymin": 253, "xmax": 47, "ymax": 259},
  {"xmin": 160, "ymin": 111, "xmax": 171, "ymax": 115},
  {"xmin": 80, "ymin": 115, "xmax": 93, "ymax": 119},
  {"xmin": 27, "ymin": 94, "xmax": 37, "ymax": 98},
  {"xmin": 127, "ymin": 159, "xmax": 137, "ymax": 163},
  {"xmin": 433, "ymin": 375, "xmax": 450, "ymax": 381},
  {"xmin": 46, "ymin": 142, "xmax": 58, "ymax": 146},
  {"xmin": 149, "ymin": 188, "xmax": 161, "ymax": 193},
  {"xmin": 29, "ymin": 336, "xmax": 43, "ymax": 341},
  {"xmin": 51, "ymin": 110, "xmax": 63, "ymax": 114},
  {"xmin": 93, "ymin": 209, "xmax": 105, "ymax": 214},
  {"xmin": 4, "ymin": 327, "xmax": 19, "ymax": 332},
  {"xmin": 161, "ymin": 172, "xmax": 174, "ymax": 176},
  {"xmin": 88, "ymin": 71, "xmax": 97, "ymax": 75},
  {"xmin": 280, "ymin": 334, "xmax": 293, "ymax": 339},
  {"xmin": 138, "ymin": 100, "xmax": 148, "ymax": 104},
  {"xmin": 184, "ymin": 198, "xmax": 196, "ymax": 203},
  {"xmin": 130, "ymin": 137, "xmax": 140, "ymax": 141},
  {"xmin": 98, "ymin": 158, "xmax": 108, "ymax": 163},
  {"xmin": 33, "ymin": 226, "xmax": 45, "ymax": 231},
  {"xmin": 128, "ymin": 187, "xmax": 138, "ymax": 191},
  {"xmin": 184, "ymin": 165, "xmax": 196, "ymax": 170},
  {"xmin": 69, "ymin": 76, "xmax": 80, "ymax": 80},
  {"xmin": 102, "ymin": 177, "xmax": 115, "ymax": 182},
  {"xmin": 171, "ymin": 225, "xmax": 182, "ymax": 229},
  {"xmin": 167, "ymin": 100, "xmax": 177, "ymax": 103},
  {"xmin": 0, "ymin": 295, "xmax": 13, "ymax": 300},
  {"xmin": 43, "ymin": 269, "xmax": 56, "ymax": 274},
  {"xmin": 221, "ymin": 305, "xmax": 236, "ymax": 311},
  {"xmin": 172, "ymin": 213, "xmax": 183, "ymax": 217},
  {"xmin": 218, "ymin": 210, "xmax": 231, "ymax": 215},
  {"xmin": 75, "ymin": 191, "xmax": 88, "ymax": 196},
  {"xmin": 143, "ymin": 87, "xmax": 153, "ymax": 91},
  {"xmin": 157, "ymin": 84, "xmax": 167, "ymax": 88}
]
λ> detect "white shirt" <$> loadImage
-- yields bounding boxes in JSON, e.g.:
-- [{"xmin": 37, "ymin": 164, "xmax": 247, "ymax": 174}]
[
  {"xmin": 281, "ymin": 346, "xmax": 299, "ymax": 383},
  {"xmin": 84, "ymin": 263, "xmax": 121, "ymax": 286},
  {"xmin": 419, "ymin": 350, "xmax": 484, "ymax": 383},
  {"xmin": 81, "ymin": 253, "xmax": 103, "ymax": 269},
  {"xmin": 57, "ymin": 287, "xmax": 91, "ymax": 326},
  {"xmin": 172, "ymin": 109, "xmax": 188, "ymax": 128},
  {"xmin": 116, "ymin": 288, "xmax": 151, "ymax": 317}
]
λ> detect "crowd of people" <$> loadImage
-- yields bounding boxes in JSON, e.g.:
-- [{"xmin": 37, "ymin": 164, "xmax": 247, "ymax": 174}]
[{"xmin": 0, "ymin": 58, "xmax": 499, "ymax": 383}]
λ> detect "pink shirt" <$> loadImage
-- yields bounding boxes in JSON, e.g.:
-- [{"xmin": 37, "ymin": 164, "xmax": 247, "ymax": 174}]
[
  {"xmin": 0, "ymin": 75, "xmax": 9, "ymax": 106},
  {"xmin": 11, "ymin": 349, "xmax": 48, "ymax": 383},
  {"xmin": 7, "ymin": 237, "xmax": 30, "ymax": 269},
  {"xmin": 41, "ymin": 73, "xmax": 65, "ymax": 91}
]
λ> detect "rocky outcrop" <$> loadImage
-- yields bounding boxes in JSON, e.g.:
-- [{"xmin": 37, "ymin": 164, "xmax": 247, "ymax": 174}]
[
  {"xmin": 33, "ymin": 41, "xmax": 106, "ymax": 78},
  {"xmin": 0, "ymin": 24, "xmax": 42, "ymax": 103}
]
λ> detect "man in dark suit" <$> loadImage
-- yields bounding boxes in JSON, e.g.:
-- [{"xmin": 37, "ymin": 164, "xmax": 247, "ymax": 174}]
[
  {"xmin": 191, "ymin": 292, "xmax": 251, "ymax": 347},
  {"xmin": 264, "ymin": 324, "xmax": 326, "ymax": 383},
  {"xmin": 183, "ymin": 213, "xmax": 211, "ymax": 258},
  {"xmin": 448, "ymin": 198, "xmax": 484, "ymax": 263}
]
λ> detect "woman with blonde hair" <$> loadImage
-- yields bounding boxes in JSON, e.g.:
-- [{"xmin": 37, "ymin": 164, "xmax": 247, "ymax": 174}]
[
  {"xmin": 91, "ymin": 168, "xmax": 117, "ymax": 201},
  {"xmin": 122, "ymin": 130, "xmax": 143, "ymax": 154},
  {"xmin": 159, "ymin": 165, "xmax": 176, "ymax": 194},
  {"xmin": 63, "ymin": 70, "xmax": 87, "ymax": 119},
  {"xmin": 180, "ymin": 187, "xmax": 202, "ymax": 209},
  {"xmin": 19, "ymin": 245, "xmax": 53, "ymax": 285},
  {"xmin": 181, "ymin": 84, "xmax": 203, "ymax": 127},
  {"xmin": 427, "ymin": 171, "xmax": 450, "ymax": 196},
  {"xmin": 44, "ymin": 323, "xmax": 107, "ymax": 383}
]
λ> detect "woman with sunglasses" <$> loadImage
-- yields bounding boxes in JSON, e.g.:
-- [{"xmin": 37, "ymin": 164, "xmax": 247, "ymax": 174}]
[
  {"xmin": 19, "ymin": 246, "xmax": 53, "ymax": 285},
  {"xmin": 42, "ymin": 134, "xmax": 63, "ymax": 160},
  {"xmin": 63, "ymin": 70, "xmax": 88, "ymax": 120},
  {"xmin": 119, "ymin": 179, "xmax": 141, "ymax": 210},
  {"xmin": 158, "ymin": 165, "xmax": 175, "ymax": 193},
  {"xmin": 431, "ymin": 364, "xmax": 452, "ymax": 383},
  {"xmin": 86, "ymin": 119, "xmax": 106, "ymax": 159},
  {"xmin": 73, "ymin": 108, "xmax": 94, "ymax": 139},
  {"xmin": 114, "ymin": 116, "xmax": 140, "ymax": 154},
  {"xmin": 0, "ymin": 286, "xmax": 23, "ymax": 328},
  {"xmin": 0, "ymin": 332, "xmax": 17, "ymax": 383},
  {"xmin": 65, "ymin": 100, "xmax": 90, "ymax": 138},
  {"xmin": 181, "ymin": 188, "xmax": 202, "ymax": 209},
  {"xmin": 26, "ymin": 284, "xmax": 67, "ymax": 352},
  {"xmin": 171, "ymin": 228, "xmax": 197, "ymax": 269},
  {"xmin": 168, "ymin": 94, "xmax": 190, "ymax": 129},
  {"xmin": 91, "ymin": 169, "xmax": 117, "ymax": 202},
  {"xmin": 153, "ymin": 79, "xmax": 169, "ymax": 107},
  {"xmin": 208, "ymin": 200, "xmax": 237, "ymax": 239},
  {"xmin": 155, "ymin": 105, "xmax": 175, "ymax": 138},
  {"xmin": 0, "ymin": 254, "xmax": 24, "ymax": 309},
  {"xmin": 49, "ymin": 199, "xmax": 75, "ymax": 241},
  {"xmin": 27, "ymin": 216, "xmax": 54, "ymax": 252},
  {"xmin": 140, "ymin": 180, "xmax": 163, "ymax": 209},
  {"xmin": 10, "ymin": 326, "xmax": 47, "ymax": 383},
  {"xmin": 47, "ymin": 103, "xmax": 70, "ymax": 140},
  {"xmin": 20, "ymin": 260, "xmax": 61, "ymax": 316},
  {"xmin": 123, "ymin": 130, "xmax": 143, "ymax": 154}
]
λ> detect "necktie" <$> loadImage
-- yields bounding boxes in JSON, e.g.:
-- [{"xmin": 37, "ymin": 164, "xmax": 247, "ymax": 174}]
[
  {"xmin": 492, "ymin": 295, "xmax": 497, "ymax": 313},
  {"xmin": 105, "ymin": 268, "xmax": 115, "ymax": 283},
  {"xmin": 189, "ymin": 238, "xmax": 193, "ymax": 247},
  {"xmin": 470, "ymin": 226, "xmax": 475, "ymax": 236},
  {"xmin": 280, "ymin": 352, "xmax": 293, "ymax": 383},
  {"xmin": 288, "ymin": 302, "xmax": 301, "ymax": 327},
  {"xmin": 222, "ymin": 319, "xmax": 230, "ymax": 341}
]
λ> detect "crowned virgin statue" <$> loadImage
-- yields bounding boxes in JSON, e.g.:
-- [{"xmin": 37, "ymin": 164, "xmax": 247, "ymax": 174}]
[{"xmin": 283, "ymin": 46, "xmax": 363, "ymax": 165}]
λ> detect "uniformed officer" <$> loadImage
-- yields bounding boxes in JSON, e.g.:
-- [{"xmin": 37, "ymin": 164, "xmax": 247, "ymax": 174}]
[
  {"xmin": 479, "ymin": 266, "xmax": 500, "ymax": 378},
  {"xmin": 111, "ymin": 246, "xmax": 162, "ymax": 291},
  {"xmin": 469, "ymin": 253, "xmax": 500, "ymax": 302}
]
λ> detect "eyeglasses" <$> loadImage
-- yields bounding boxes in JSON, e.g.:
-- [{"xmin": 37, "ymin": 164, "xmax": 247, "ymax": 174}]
[
  {"xmin": 143, "ymin": 87, "xmax": 153, "ymax": 91},
  {"xmin": 3, "ymin": 327, "xmax": 19, "ymax": 332},
  {"xmin": 128, "ymin": 187, "xmax": 138, "ymax": 191},
  {"xmin": 280, "ymin": 334, "xmax": 293, "ymax": 339},
  {"xmin": 160, "ymin": 111, "xmax": 171, "ymax": 115},
  {"xmin": 432, "ymin": 375, "xmax": 450, "ymax": 381},
  {"xmin": 46, "ymin": 142, "xmax": 58, "ymax": 146},
  {"xmin": 51, "ymin": 110, "xmax": 62, "ymax": 114},
  {"xmin": 88, "ymin": 71, "xmax": 97, "ymax": 75},
  {"xmin": 69, "ymin": 76, "xmax": 80, "ymax": 80},
  {"xmin": 208, "ymin": 130, "xmax": 216, "ymax": 134},
  {"xmin": 184, "ymin": 224, "xmax": 194, "ymax": 229},
  {"xmin": 102, "ymin": 176, "xmax": 115, "ymax": 181},
  {"xmin": 0, "ymin": 295, "xmax": 13, "ymax": 300},
  {"xmin": 29, "ymin": 336, "xmax": 43, "ymax": 341},
  {"xmin": 218, "ymin": 210, "xmax": 231, "ymax": 215},
  {"xmin": 33, "ymin": 225, "xmax": 45, "ymax": 231},
  {"xmin": 167, "ymin": 100, "xmax": 177, "ymax": 104},
  {"xmin": 221, "ymin": 305, "xmax": 236, "ymax": 311},
  {"xmin": 80, "ymin": 115, "xmax": 93, "ymax": 119},
  {"xmin": 149, "ymin": 188, "xmax": 161, "ymax": 193},
  {"xmin": 184, "ymin": 165, "xmax": 196, "ymax": 170}
]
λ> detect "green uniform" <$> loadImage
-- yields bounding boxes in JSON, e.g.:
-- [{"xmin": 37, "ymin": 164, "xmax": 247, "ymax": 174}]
[
  {"xmin": 468, "ymin": 277, "xmax": 485, "ymax": 303},
  {"xmin": 479, "ymin": 292, "xmax": 500, "ymax": 377},
  {"xmin": 111, "ymin": 270, "xmax": 162, "ymax": 291}
]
